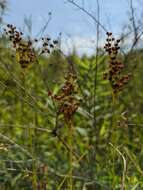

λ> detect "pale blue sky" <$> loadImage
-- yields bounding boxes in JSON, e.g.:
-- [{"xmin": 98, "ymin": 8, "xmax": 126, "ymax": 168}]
[{"xmin": 3, "ymin": 0, "xmax": 140, "ymax": 54}]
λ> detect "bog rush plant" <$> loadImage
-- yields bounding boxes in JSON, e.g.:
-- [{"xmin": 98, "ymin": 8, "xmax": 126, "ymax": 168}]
[
  {"xmin": 103, "ymin": 32, "xmax": 132, "ymax": 95},
  {"xmin": 103, "ymin": 33, "xmax": 133, "ymax": 189},
  {"xmin": 48, "ymin": 64, "xmax": 80, "ymax": 190},
  {"xmin": 3, "ymin": 24, "xmax": 60, "ymax": 190}
]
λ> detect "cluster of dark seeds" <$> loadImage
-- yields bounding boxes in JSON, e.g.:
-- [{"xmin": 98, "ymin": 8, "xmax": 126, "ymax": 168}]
[
  {"xmin": 103, "ymin": 32, "xmax": 132, "ymax": 95},
  {"xmin": 39, "ymin": 37, "xmax": 59, "ymax": 55},
  {"xmin": 4, "ymin": 24, "xmax": 22, "ymax": 47},
  {"xmin": 4, "ymin": 24, "xmax": 59, "ymax": 69},
  {"xmin": 48, "ymin": 69, "xmax": 79, "ymax": 123},
  {"xmin": 4, "ymin": 24, "xmax": 37, "ymax": 69}
]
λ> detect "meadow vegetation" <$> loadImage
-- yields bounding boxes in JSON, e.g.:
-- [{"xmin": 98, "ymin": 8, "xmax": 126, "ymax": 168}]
[{"xmin": 0, "ymin": 0, "xmax": 143, "ymax": 189}]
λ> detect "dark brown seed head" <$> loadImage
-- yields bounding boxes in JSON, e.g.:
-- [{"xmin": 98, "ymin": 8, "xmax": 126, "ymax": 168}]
[
  {"xmin": 50, "ymin": 44, "xmax": 54, "ymax": 48},
  {"xmin": 53, "ymin": 40, "xmax": 58, "ymax": 44},
  {"xmin": 7, "ymin": 24, "xmax": 11, "ymax": 28}
]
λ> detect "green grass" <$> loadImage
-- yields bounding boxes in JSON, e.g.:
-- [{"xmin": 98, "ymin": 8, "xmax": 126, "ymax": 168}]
[{"xmin": 0, "ymin": 31, "xmax": 143, "ymax": 190}]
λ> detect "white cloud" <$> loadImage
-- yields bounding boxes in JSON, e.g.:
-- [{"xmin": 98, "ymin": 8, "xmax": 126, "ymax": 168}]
[{"xmin": 61, "ymin": 35, "xmax": 106, "ymax": 56}]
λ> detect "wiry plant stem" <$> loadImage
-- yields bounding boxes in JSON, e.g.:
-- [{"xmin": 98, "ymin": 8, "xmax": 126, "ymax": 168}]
[
  {"xmin": 67, "ymin": 121, "xmax": 73, "ymax": 190},
  {"xmin": 93, "ymin": 0, "xmax": 100, "ymax": 141},
  {"xmin": 67, "ymin": 0, "xmax": 107, "ymax": 32},
  {"xmin": 111, "ymin": 93, "xmax": 118, "ymax": 189}
]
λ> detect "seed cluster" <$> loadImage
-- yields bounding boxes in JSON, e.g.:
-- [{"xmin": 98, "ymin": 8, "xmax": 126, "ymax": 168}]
[
  {"xmin": 4, "ymin": 24, "xmax": 59, "ymax": 69},
  {"xmin": 40, "ymin": 37, "xmax": 59, "ymax": 55},
  {"xmin": 4, "ymin": 24, "xmax": 37, "ymax": 69},
  {"xmin": 49, "ymin": 69, "xmax": 79, "ymax": 122},
  {"xmin": 103, "ymin": 32, "xmax": 131, "ymax": 94}
]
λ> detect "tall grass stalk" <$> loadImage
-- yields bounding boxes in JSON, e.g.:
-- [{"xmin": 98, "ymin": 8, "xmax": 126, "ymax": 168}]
[
  {"xmin": 67, "ymin": 121, "xmax": 73, "ymax": 190},
  {"xmin": 111, "ymin": 93, "xmax": 118, "ymax": 189},
  {"xmin": 20, "ymin": 70, "xmax": 37, "ymax": 189}
]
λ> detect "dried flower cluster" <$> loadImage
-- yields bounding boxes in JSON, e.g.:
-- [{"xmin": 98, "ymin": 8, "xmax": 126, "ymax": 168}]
[
  {"xmin": 49, "ymin": 68, "xmax": 79, "ymax": 122},
  {"xmin": 103, "ymin": 32, "xmax": 132, "ymax": 95},
  {"xmin": 4, "ymin": 24, "xmax": 37, "ymax": 69},
  {"xmin": 40, "ymin": 37, "xmax": 58, "ymax": 55},
  {"xmin": 4, "ymin": 24, "xmax": 59, "ymax": 69}
]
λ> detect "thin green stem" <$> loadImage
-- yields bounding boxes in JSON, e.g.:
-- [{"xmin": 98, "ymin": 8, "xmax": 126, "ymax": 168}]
[
  {"xmin": 31, "ymin": 112, "xmax": 38, "ymax": 190},
  {"xmin": 111, "ymin": 92, "xmax": 117, "ymax": 189},
  {"xmin": 67, "ymin": 121, "xmax": 73, "ymax": 190}
]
